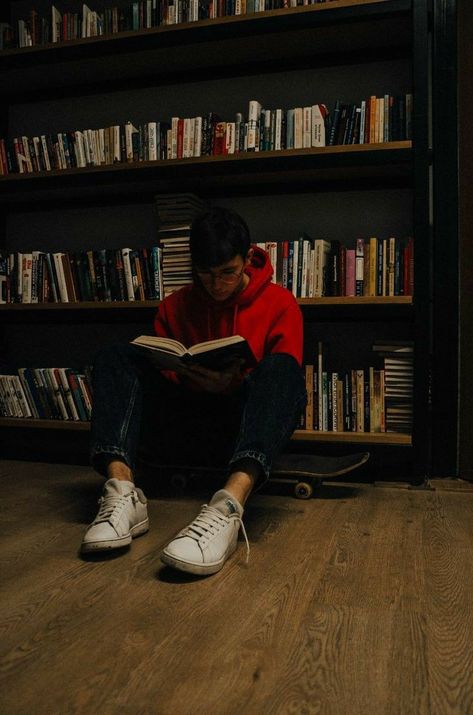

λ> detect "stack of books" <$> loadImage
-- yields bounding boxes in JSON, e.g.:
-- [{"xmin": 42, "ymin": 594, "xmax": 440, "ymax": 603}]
[
  {"xmin": 373, "ymin": 342, "xmax": 414, "ymax": 433},
  {"xmin": 156, "ymin": 194, "xmax": 206, "ymax": 297},
  {"xmin": 159, "ymin": 227, "xmax": 193, "ymax": 297},
  {"xmin": 155, "ymin": 193, "xmax": 205, "ymax": 229}
]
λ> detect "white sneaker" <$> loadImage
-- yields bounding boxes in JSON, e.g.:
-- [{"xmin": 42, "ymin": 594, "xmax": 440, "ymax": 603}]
[
  {"xmin": 81, "ymin": 478, "xmax": 149, "ymax": 553},
  {"xmin": 161, "ymin": 489, "xmax": 250, "ymax": 575}
]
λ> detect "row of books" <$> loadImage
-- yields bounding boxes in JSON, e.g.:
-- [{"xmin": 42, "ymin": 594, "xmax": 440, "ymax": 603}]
[
  {"xmin": 256, "ymin": 236, "xmax": 413, "ymax": 298},
  {"xmin": 301, "ymin": 342, "xmax": 413, "ymax": 434},
  {"xmin": 0, "ymin": 247, "xmax": 163, "ymax": 304},
  {"xmin": 0, "ymin": 233, "xmax": 413, "ymax": 304},
  {"xmin": 2, "ymin": 345, "xmax": 411, "ymax": 432},
  {"xmin": 1, "ymin": 1, "xmax": 338, "ymax": 50},
  {"xmin": 0, "ymin": 367, "xmax": 93, "ymax": 422},
  {"xmin": 0, "ymin": 95, "xmax": 412, "ymax": 176}
]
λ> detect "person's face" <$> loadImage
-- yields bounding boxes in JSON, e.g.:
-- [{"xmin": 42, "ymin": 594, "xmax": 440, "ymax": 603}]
[{"xmin": 194, "ymin": 252, "xmax": 251, "ymax": 302}]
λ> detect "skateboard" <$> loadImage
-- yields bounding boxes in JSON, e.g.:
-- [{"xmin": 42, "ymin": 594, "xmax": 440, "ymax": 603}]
[
  {"xmin": 269, "ymin": 451, "xmax": 370, "ymax": 498},
  {"xmin": 143, "ymin": 451, "xmax": 369, "ymax": 499}
]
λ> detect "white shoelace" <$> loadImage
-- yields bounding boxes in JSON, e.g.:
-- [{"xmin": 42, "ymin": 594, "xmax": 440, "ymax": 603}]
[
  {"xmin": 93, "ymin": 491, "xmax": 136, "ymax": 525},
  {"xmin": 184, "ymin": 505, "xmax": 250, "ymax": 563}
]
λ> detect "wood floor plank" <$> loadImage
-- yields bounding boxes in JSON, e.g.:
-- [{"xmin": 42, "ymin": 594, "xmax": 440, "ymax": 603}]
[
  {"xmin": 1, "ymin": 461, "xmax": 473, "ymax": 714},
  {"xmin": 422, "ymin": 493, "xmax": 473, "ymax": 715}
]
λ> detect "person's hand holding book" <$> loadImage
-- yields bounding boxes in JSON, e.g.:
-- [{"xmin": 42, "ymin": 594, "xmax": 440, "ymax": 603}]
[{"xmin": 178, "ymin": 358, "xmax": 245, "ymax": 394}]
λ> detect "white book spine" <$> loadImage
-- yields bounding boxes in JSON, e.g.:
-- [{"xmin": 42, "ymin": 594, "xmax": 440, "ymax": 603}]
[
  {"xmin": 53, "ymin": 253, "xmax": 69, "ymax": 302},
  {"xmin": 125, "ymin": 122, "xmax": 136, "ymax": 162},
  {"xmin": 183, "ymin": 118, "xmax": 191, "ymax": 159},
  {"xmin": 112, "ymin": 125, "xmax": 121, "ymax": 163},
  {"xmin": 292, "ymin": 242, "xmax": 299, "ymax": 298},
  {"xmin": 293, "ymin": 108, "xmax": 303, "ymax": 149},
  {"xmin": 194, "ymin": 117, "xmax": 202, "ymax": 157},
  {"xmin": 303, "ymin": 107, "xmax": 312, "ymax": 148},
  {"xmin": 247, "ymin": 100, "xmax": 261, "ymax": 151},
  {"xmin": 52, "ymin": 6, "xmax": 62, "ymax": 43},
  {"xmin": 301, "ymin": 240, "xmax": 309, "ymax": 298},
  {"xmin": 311, "ymin": 104, "xmax": 326, "ymax": 147},
  {"xmin": 40, "ymin": 134, "xmax": 51, "ymax": 171},
  {"xmin": 75, "ymin": 131, "xmax": 87, "ymax": 168},
  {"xmin": 148, "ymin": 122, "xmax": 157, "ymax": 161},
  {"xmin": 58, "ymin": 368, "xmax": 80, "ymax": 421},
  {"xmin": 121, "ymin": 248, "xmax": 135, "ymax": 301}
]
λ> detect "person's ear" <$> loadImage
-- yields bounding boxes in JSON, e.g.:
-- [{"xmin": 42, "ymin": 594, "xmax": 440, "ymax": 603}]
[{"xmin": 245, "ymin": 248, "xmax": 254, "ymax": 265}]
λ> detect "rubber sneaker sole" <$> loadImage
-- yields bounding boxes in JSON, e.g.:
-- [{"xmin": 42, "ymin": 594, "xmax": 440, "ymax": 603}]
[
  {"xmin": 81, "ymin": 518, "xmax": 150, "ymax": 553},
  {"xmin": 160, "ymin": 540, "xmax": 238, "ymax": 575}
]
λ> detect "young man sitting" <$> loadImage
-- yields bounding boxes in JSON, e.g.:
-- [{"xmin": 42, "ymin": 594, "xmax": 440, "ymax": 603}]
[{"xmin": 83, "ymin": 206, "xmax": 307, "ymax": 575}]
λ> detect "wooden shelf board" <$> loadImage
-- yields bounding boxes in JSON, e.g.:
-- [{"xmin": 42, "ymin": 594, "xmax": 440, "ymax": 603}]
[
  {"xmin": 0, "ymin": 1, "xmax": 410, "ymax": 62},
  {"xmin": 0, "ymin": 296, "xmax": 413, "ymax": 312},
  {"xmin": 0, "ymin": 144, "xmax": 413, "ymax": 206},
  {"xmin": 0, "ymin": 418, "xmax": 411, "ymax": 445},
  {"xmin": 0, "ymin": 418, "xmax": 90, "ymax": 431},
  {"xmin": 0, "ymin": 142, "xmax": 412, "ymax": 187},
  {"xmin": 0, "ymin": 301, "xmax": 161, "ymax": 311},
  {"xmin": 293, "ymin": 430, "xmax": 412, "ymax": 445},
  {"xmin": 299, "ymin": 296, "xmax": 413, "ymax": 305}
]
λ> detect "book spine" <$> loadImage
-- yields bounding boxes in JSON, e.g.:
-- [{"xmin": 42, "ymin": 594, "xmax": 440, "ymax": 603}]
[{"xmin": 121, "ymin": 248, "xmax": 135, "ymax": 301}]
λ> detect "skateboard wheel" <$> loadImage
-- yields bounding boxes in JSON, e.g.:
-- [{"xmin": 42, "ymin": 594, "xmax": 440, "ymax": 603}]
[{"xmin": 294, "ymin": 481, "xmax": 313, "ymax": 499}]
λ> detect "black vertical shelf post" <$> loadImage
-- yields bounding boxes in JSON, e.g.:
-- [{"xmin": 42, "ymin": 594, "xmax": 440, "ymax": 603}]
[
  {"xmin": 411, "ymin": 0, "xmax": 433, "ymax": 482},
  {"xmin": 431, "ymin": 0, "xmax": 459, "ymax": 477}
]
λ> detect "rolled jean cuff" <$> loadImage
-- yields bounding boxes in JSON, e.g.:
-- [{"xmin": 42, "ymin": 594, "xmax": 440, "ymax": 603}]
[
  {"xmin": 228, "ymin": 450, "xmax": 270, "ymax": 491},
  {"xmin": 90, "ymin": 444, "xmax": 132, "ymax": 477}
]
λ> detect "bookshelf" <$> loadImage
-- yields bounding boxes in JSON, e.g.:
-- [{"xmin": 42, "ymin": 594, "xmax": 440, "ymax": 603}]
[{"xmin": 0, "ymin": 0, "xmax": 442, "ymax": 480}]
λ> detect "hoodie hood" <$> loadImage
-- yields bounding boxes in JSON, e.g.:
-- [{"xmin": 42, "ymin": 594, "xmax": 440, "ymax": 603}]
[
  {"xmin": 190, "ymin": 245, "xmax": 274, "ymax": 340},
  {"xmin": 191, "ymin": 245, "xmax": 273, "ymax": 309}
]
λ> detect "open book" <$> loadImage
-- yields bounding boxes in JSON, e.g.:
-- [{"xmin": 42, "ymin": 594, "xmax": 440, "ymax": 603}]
[{"xmin": 130, "ymin": 334, "xmax": 256, "ymax": 371}]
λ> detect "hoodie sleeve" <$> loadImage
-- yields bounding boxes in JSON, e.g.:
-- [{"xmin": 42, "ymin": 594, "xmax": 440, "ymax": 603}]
[{"xmin": 265, "ymin": 299, "xmax": 304, "ymax": 366}]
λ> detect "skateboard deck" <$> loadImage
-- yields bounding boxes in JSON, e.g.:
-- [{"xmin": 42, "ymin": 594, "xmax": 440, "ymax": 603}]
[
  {"xmin": 272, "ymin": 451, "xmax": 370, "ymax": 478},
  {"xmin": 143, "ymin": 451, "xmax": 369, "ymax": 499},
  {"xmin": 270, "ymin": 451, "xmax": 370, "ymax": 498}
]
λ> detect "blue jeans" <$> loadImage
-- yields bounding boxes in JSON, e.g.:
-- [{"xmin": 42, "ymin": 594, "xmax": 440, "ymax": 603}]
[{"xmin": 90, "ymin": 344, "xmax": 307, "ymax": 488}]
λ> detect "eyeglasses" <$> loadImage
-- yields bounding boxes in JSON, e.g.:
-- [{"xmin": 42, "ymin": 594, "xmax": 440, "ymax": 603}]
[{"xmin": 195, "ymin": 266, "xmax": 245, "ymax": 285}]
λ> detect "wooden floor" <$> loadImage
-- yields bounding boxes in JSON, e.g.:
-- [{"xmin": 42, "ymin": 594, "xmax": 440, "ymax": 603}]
[{"xmin": 1, "ymin": 461, "xmax": 473, "ymax": 715}]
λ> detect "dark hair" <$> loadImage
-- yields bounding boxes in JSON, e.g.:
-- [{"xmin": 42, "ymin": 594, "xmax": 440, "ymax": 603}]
[{"xmin": 190, "ymin": 206, "xmax": 251, "ymax": 268}]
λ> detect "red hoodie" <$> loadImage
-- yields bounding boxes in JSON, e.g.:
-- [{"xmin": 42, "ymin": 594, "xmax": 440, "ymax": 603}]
[{"xmin": 153, "ymin": 246, "xmax": 303, "ymax": 380}]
